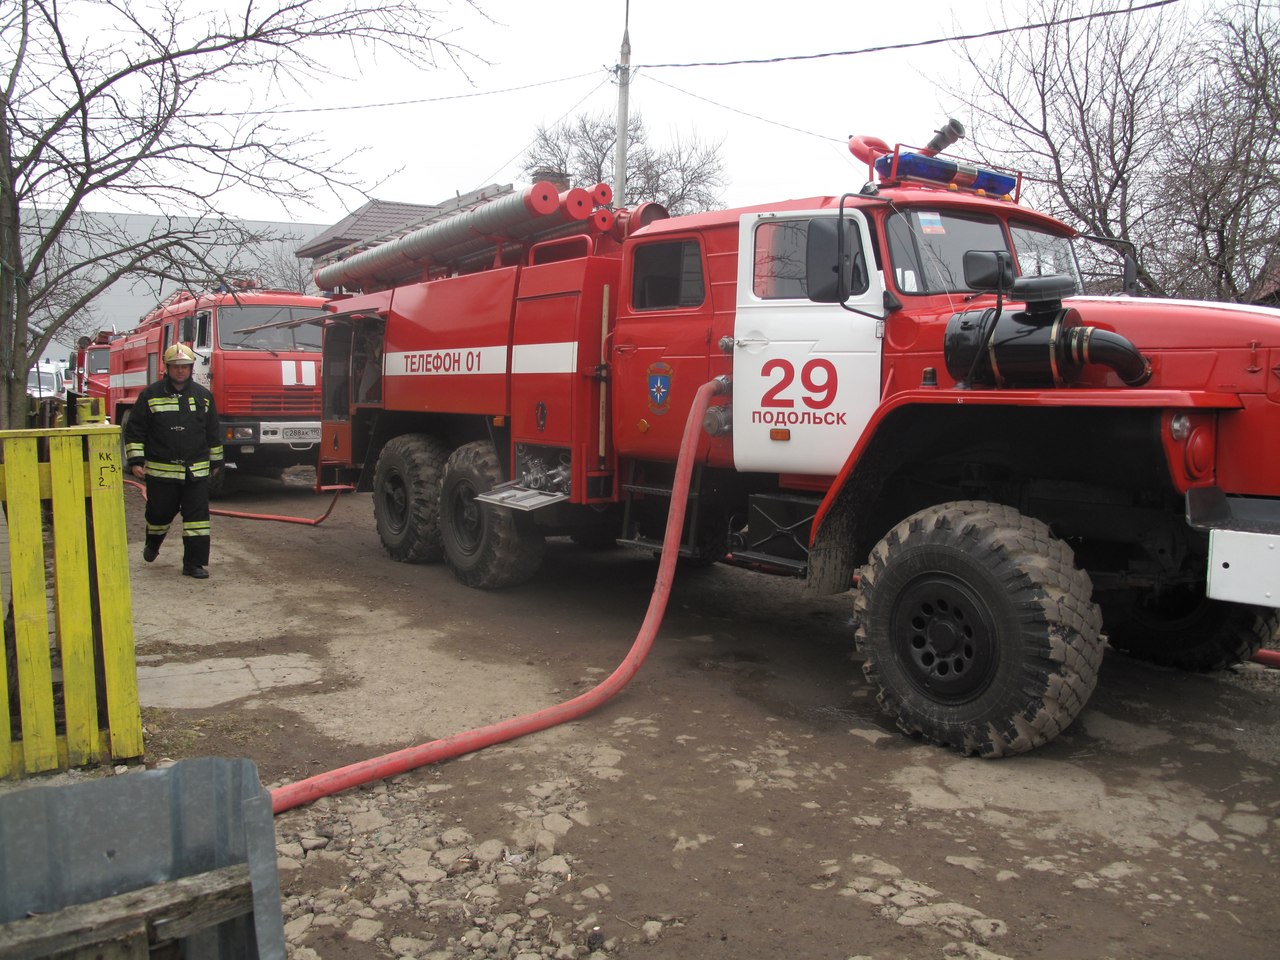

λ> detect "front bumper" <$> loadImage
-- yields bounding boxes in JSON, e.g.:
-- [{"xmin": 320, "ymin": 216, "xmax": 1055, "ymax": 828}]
[
  {"xmin": 222, "ymin": 419, "xmax": 320, "ymax": 447},
  {"xmin": 1186, "ymin": 487, "xmax": 1280, "ymax": 608}
]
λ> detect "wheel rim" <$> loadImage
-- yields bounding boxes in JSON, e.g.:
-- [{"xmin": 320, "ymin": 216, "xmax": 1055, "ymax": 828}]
[
  {"xmin": 890, "ymin": 573, "xmax": 1000, "ymax": 703},
  {"xmin": 381, "ymin": 472, "xmax": 408, "ymax": 535},
  {"xmin": 447, "ymin": 479, "xmax": 484, "ymax": 556}
]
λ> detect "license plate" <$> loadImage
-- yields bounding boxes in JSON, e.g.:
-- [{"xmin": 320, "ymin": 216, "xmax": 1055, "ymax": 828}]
[{"xmin": 282, "ymin": 427, "xmax": 319, "ymax": 440}]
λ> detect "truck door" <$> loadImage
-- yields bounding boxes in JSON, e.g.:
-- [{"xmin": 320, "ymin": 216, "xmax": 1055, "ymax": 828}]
[
  {"xmin": 731, "ymin": 211, "xmax": 884, "ymax": 475},
  {"xmin": 191, "ymin": 309, "xmax": 212, "ymax": 388},
  {"xmin": 611, "ymin": 236, "xmax": 712, "ymax": 460}
]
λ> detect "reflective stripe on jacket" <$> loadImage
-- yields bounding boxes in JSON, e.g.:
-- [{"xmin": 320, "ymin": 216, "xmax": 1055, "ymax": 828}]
[{"xmin": 123, "ymin": 376, "xmax": 223, "ymax": 482}]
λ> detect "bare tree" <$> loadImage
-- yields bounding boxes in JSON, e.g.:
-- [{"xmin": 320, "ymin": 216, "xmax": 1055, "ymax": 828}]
[
  {"xmin": 0, "ymin": 0, "xmax": 480, "ymax": 429},
  {"xmin": 521, "ymin": 111, "xmax": 727, "ymax": 216},
  {"xmin": 950, "ymin": 0, "xmax": 1279, "ymax": 301},
  {"xmin": 232, "ymin": 233, "xmax": 318, "ymax": 294},
  {"xmin": 1155, "ymin": 1, "xmax": 1280, "ymax": 302}
]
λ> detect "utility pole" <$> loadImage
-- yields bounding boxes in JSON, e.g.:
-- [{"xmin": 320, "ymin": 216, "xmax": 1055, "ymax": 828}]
[{"xmin": 613, "ymin": 0, "xmax": 631, "ymax": 208}]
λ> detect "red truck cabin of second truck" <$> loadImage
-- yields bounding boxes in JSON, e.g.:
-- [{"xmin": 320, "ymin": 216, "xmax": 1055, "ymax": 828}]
[{"xmin": 109, "ymin": 285, "xmax": 329, "ymax": 488}]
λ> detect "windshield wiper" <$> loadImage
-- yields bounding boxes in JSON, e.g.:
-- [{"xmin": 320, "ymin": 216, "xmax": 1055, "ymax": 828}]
[{"xmin": 230, "ymin": 333, "xmax": 278, "ymax": 356}]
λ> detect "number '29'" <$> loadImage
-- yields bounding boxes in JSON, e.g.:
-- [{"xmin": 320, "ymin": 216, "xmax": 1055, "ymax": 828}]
[{"xmin": 760, "ymin": 358, "xmax": 838, "ymax": 409}]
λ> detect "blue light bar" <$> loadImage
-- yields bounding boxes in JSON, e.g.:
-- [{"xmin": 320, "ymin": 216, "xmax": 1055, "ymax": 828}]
[{"xmin": 875, "ymin": 151, "xmax": 1018, "ymax": 197}]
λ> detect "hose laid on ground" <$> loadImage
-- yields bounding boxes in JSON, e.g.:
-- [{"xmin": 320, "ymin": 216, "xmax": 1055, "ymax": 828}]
[
  {"xmin": 209, "ymin": 487, "xmax": 349, "ymax": 525},
  {"xmin": 269, "ymin": 378, "xmax": 724, "ymax": 815},
  {"xmin": 1254, "ymin": 648, "xmax": 1280, "ymax": 669},
  {"xmin": 125, "ymin": 477, "xmax": 349, "ymax": 526}
]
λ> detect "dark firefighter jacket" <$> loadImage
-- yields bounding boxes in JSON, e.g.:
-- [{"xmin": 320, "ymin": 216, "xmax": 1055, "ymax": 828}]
[{"xmin": 123, "ymin": 376, "xmax": 225, "ymax": 481}]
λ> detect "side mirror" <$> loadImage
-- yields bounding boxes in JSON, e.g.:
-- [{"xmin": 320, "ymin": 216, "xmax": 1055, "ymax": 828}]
[
  {"xmin": 806, "ymin": 218, "xmax": 855, "ymax": 303},
  {"xmin": 1121, "ymin": 253, "xmax": 1138, "ymax": 296},
  {"xmin": 963, "ymin": 250, "xmax": 1015, "ymax": 292}
]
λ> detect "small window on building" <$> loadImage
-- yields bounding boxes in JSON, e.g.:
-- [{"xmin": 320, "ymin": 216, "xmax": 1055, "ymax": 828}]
[{"xmin": 631, "ymin": 240, "xmax": 705, "ymax": 310}]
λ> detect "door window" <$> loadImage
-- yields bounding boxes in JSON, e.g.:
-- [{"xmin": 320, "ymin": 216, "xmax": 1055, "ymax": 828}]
[
  {"xmin": 631, "ymin": 241, "xmax": 705, "ymax": 310},
  {"xmin": 754, "ymin": 219, "xmax": 869, "ymax": 299},
  {"xmin": 195, "ymin": 310, "xmax": 211, "ymax": 349}
]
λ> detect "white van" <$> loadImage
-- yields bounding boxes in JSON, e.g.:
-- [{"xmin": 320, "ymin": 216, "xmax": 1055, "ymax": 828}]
[{"xmin": 27, "ymin": 360, "xmax": 68, "ymax": 402}]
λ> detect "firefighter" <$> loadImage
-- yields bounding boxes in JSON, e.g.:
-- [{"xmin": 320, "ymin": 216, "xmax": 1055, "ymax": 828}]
[{"xmin": 124, "ymin": 343, "xmax": 224, "ymax": 579}]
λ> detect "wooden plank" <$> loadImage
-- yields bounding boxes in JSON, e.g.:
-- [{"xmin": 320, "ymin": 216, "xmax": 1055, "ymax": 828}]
[
  {"xmin": 5, "ymin": 731, "xmax": 114, "ymax": 777},
  {"xmin": 0, "ymin": 426, "xmax": 106, "ymax": 441},
  {"xmin": 2, "ymin": 438, "xmax": 58, "ymax": 773},
  {"xmin": 64, "ymin": 922, "xmax": 148, "ymax": 960},
  {"xmin": 87, "ymin": 430, "xmax": 142, "ymax": 758},
  {"xmin": 0, "ymin": 864, "xmax": 252, "ymax": 960},
  {"xmin": 48, "ymin": 434, "xmax": 98, "ymax": 766}
]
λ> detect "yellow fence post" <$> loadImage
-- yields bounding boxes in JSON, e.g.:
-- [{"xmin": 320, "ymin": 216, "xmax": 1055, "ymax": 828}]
[
  {"xmin": 2, "ymin": 437, "xmax": 60, "ymax": 774},
  {"xmin": 87, "ymin": 431, "xmax": 142, "ymax": 758},
  {"xmin": 1, "ymin": 424, "xmax": 142, "ymax": 776},
  {"xmin": 49, "ymin": 433, "xmax": 99, "ymax": 766}
]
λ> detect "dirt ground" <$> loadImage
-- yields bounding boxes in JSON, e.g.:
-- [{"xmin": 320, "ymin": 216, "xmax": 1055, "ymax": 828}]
[{"xmin": 117, "ymin": 472, "xmax": 1278, "ymax": 960}]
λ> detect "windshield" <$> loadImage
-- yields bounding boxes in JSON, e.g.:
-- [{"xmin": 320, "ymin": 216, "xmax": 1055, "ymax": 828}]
[
  {"xmin": 1010, "ymin": 222, "xmax": 1082, "ymax": 293},
  {"xmin": 886, "ymin": 209, "xmax": 1083, "ymax": 296},
  {"xmin": 217, "ymin": 305, "xmax": 323, "ymax": 352},
  {"xmin": 886, "ymin": 209, "xmax": 1009, "ymax": 294},
  {"xmin": 27, "ymin": 370, "xmax": 60, "ymax": 393},
  {"xmin": 87, "ymin": 348, "xmax": 110, "ymax": 373}
]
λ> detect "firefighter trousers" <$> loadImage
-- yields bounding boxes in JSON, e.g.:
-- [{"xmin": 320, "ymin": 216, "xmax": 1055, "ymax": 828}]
[{"xmin": 144, "ymin": 475, "xmax": 211, "ymax": 567}]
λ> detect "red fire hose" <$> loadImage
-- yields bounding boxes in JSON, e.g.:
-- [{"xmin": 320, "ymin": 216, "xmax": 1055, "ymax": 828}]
[
  {"xmin": 1255, "ymin": 648, "xmax": 1280, "ymax": 668},
  {"xmin": 208, "ymin": 487, "xmax": 349, "ymax": 525},
  {"xmin": 269, "ymin": 378, "xmax": 725, "ymax": 814},
  {"xmin": 125, "ymin": 477, "xmax": 349, "ymax": 526}
]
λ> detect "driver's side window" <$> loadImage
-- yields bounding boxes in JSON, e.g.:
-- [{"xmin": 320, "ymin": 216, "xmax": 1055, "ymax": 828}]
[{"xmin": 755, "ymin": 219, "xmax": 867, "ymax": 299}]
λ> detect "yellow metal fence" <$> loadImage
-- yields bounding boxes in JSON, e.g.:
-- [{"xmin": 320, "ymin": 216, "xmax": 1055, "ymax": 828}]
[{"xmin": 0, "ymin": 422, "xmax": 143, "ymax": 776}]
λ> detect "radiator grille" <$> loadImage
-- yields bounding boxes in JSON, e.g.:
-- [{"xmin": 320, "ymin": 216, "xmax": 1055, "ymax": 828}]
[{"xmin": 221, "ymin": 386, "xmax": 320, "ymax": 417}]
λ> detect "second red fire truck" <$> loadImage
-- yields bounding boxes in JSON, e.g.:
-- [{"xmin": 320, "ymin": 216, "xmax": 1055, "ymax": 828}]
[
  {"xmin": 308, "ymin": 123, "xmax": 1280, "ymax": 758},
  {"xmin": 108, "ymin": 283, "xmax": 329, "ymax": 492}
]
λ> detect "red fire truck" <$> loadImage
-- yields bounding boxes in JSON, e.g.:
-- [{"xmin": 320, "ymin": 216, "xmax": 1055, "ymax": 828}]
[
  {"xmin": 108, "ymin": 284, "xmax": 328, "ymax": 491},
  {"xmin": 71, "ymin": 330, "xmax": 114, "ymax": 404},
  {"xmin": 311, "ymin": 123, "xmax": 1280, "ymax": 757}
]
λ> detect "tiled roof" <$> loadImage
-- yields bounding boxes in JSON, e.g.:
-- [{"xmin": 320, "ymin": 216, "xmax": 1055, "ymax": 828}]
[
  {"xmin": 294, "ymin": 200, "xmax": 438, "ymax": 259},
  {"xmin": 296, "ymin": 186, "xmax": 517, "ymax": 262}
]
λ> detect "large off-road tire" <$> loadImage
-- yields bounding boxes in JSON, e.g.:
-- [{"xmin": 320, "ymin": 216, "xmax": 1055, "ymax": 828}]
[
  {"xmin": 1102, "ymin": 587, "xmax": 1277, "ymax": 671},
  {"xmin": 854, "ymin": 501, "xmax": 1104, "ymax": 758},
  {"xmin": 373, "ymin": 434, "xmax": 450, "ymax": 563},
  {"xmin": 440, "ymin": 441, "xmax": 545, "ymax": 589}
]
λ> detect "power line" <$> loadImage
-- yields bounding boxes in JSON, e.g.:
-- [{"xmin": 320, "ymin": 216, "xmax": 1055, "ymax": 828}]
[
  {"xmin": 634, "ymin": 0, "xmax": 1183, "ymax": 69},
  {"xmin": 192, "ymin": 70, "xmax": 604, "ymax": 119},
  {"xmin": 471, "ymin": 73, "xmax": 615, "ymax": 190},
  {"xmin": 177, "ymin": 0, "xmax": 1177, "ymax": 124},
  {"xmin": 640, "ymin": 73, "xmax": 843, "ymax": 144}
]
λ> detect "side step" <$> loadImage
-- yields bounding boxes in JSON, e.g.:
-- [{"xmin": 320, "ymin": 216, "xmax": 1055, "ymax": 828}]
[
  {"xmin": 475, "ymin": 480, "xmax": 568, "ymax": 511},
  {"xmin": 616, "ymin": 534, "xmax": 702, "ymax": 559}
]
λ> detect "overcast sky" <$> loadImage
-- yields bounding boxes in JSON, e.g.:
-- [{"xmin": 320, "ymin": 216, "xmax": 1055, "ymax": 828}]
[{"xmin": 237, "ymin": 0, "xmax": 1025, "ymax": 225}]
